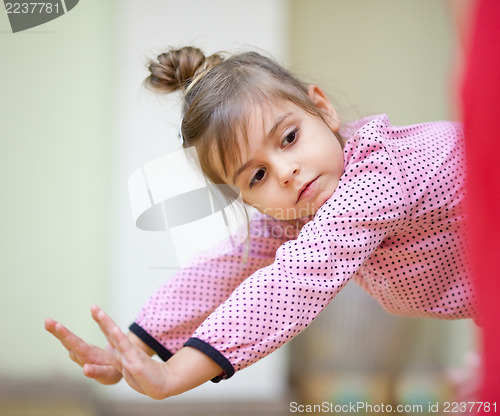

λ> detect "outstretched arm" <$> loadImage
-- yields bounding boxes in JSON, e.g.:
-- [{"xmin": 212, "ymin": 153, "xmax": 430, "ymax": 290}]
[
  {"xmin": 92, "ymin": 305, "xmax": 222, "ymax": 399},
  {"xmin": 130, "ymin": 212, "xmax": 299, "ymax": 359}
]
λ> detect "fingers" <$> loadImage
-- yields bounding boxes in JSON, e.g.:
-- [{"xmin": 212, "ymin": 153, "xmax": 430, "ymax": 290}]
[
  {"xmin": 91, "ymin": 305, "xmax": 133, "ymax": 355},
  {"xmin": 44, "ymin": 318, "xmax": 86, "ymax": 361},
  {"xmin": 44, "ymin": 317, "xmax": 57, "ymax": 333},
  {"xmin": 45, "ymin": 318, "xmax": 78, "ymax": 346},
  {"xmin": 91, "ymin": 305, "xmax": 115, "ymax": 341},
  {"xmin": 45, "ymin": 317, "xmax": 67, "ymax": 340},
  {"xmin": 89, "ymin": 307, "xmax": 170, "ymax": 399},
  {"xmin": 45, "ymin": 313, "xmax": 125, "ymax": 385},
  {"xmin": 104, "ymin": 343, "xmax": 123, "ymax": 373},
  {"xmin": 91, "ymin": 304, "xmax": 140, "ymax": 375}
]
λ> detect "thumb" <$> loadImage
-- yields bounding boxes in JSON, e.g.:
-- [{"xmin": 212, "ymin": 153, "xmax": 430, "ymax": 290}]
[{"xmin": 83, "ymin": 363, "xmax": 122, "ymax": 385}]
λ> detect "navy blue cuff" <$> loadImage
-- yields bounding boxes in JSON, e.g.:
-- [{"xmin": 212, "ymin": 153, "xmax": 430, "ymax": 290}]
[
  {"xmin": 129, "ymin": 323, "xmax": 174, "ymax": 362},
  {"xmin": 184, "ymin": 337, "xmax": 235, "ymax": 382}
]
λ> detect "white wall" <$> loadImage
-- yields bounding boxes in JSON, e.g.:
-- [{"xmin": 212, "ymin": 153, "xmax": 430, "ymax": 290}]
[
  {"xmin": 107, "ymin": 0, "xmax": 290, "ymax": 402},
  {"xmin": 0, "ymin": 0, "xmax": 116, "ymax": 378}
]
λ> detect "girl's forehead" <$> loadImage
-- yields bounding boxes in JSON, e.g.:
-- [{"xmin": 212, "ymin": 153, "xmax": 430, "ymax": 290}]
[{"xmin": 245, "ymin": 100, "xmax": 298, "ymax": 138}]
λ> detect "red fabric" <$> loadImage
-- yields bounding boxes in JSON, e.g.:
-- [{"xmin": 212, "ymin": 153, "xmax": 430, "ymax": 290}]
[{"xmin": 462, "ymin": 0, "xmax": 500, "ymax": 402}]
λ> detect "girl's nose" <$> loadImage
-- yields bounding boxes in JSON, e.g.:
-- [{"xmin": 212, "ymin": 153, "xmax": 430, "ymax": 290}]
[{"xmin": 279, "ymin": 164, "xmax": 299, "ymax": 186}]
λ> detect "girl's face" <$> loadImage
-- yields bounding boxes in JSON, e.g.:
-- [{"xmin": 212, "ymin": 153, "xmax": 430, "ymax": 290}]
[{"xmin": 222, "ymin": 85, "xmax": 344, "ymax": 220}]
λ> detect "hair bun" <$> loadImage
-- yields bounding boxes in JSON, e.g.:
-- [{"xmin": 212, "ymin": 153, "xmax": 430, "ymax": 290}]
[{"xmin": 145, "ymin": 46, "xmax": 223, "ymax": 94}]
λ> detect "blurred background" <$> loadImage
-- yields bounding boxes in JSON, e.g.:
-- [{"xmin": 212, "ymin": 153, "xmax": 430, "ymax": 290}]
[{"xmin": 0, "ymin": 0, "xmax": 478, "ymax": 415}]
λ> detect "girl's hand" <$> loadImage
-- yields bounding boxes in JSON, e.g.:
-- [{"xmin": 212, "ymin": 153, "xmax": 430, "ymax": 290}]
[
  {"xmin": 44, "ymin": 316, "xmax": 123, "ymax": 385},
  {"xmin": 91, "ymin": 305, "xmax": 171, "ymax": 400}
]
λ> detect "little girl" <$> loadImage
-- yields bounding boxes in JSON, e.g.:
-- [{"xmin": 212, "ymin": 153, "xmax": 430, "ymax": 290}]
[{"xmin": 45, "ymin": 46, "xmax": 477, "ymax": 400}]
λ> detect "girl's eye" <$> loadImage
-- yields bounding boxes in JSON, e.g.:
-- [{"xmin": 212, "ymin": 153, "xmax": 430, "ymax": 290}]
[
  {"xmin": 281, "ymin": 128, "xmax": 298, "ymax": 147},
  {"xmin": 250, "ymin": 168, "xmax": 266, "ymax": 188}
]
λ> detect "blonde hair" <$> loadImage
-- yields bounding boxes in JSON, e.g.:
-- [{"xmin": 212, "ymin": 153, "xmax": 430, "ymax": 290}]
[{"xmin": 144, "ymin": 46, "xmax": 334, "ymax": 187}]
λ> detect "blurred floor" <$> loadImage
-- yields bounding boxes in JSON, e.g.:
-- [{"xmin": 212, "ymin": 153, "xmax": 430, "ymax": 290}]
[
  {"xmin": 0, "ymin": 377, "xmax": 290, "ymax": 416},
  {"xmin": 0, "ymin": 374, "xmax": 467, "ymax": 416},
  {"xmin": 0, "ymin": 402, "xmax": 96, "ymax": 416},
  {"xmin": 0, "ymin": 401, "xmax": 291, "ymax": 416}
]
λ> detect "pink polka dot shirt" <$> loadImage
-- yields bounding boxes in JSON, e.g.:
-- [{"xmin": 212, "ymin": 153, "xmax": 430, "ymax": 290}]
[{"xmin": 130, "ymin": 114, "xmax": 477, "ymax": 381}]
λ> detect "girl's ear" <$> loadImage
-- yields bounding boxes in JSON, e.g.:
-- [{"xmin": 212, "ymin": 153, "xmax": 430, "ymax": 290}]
[{"xmin": 307, "ymin": 84, "xmax": 341, "ymax": 132}]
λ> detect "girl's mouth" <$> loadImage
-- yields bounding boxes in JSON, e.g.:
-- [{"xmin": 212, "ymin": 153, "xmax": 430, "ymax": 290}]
[{"xmin": 297, "ymin": 177, "xmax": 319, "ymax": 202}]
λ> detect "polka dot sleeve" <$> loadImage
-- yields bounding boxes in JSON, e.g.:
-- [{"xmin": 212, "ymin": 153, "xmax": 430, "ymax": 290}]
[
  {"xmin": 188, "ymin": 114, "xmax": 476, "ymax": 379},
  {"xmin": 130, "ymin": 212, "xmax": 301, "ymax": 360}
]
